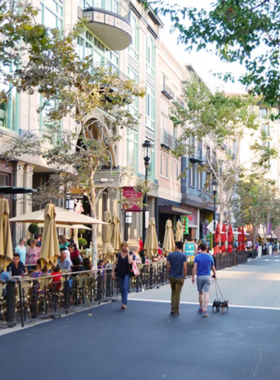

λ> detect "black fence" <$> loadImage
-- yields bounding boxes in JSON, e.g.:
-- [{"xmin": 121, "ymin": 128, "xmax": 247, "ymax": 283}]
[{"xmin": 1, "ymin": 253, "xmax": 255, "ymax": 329}]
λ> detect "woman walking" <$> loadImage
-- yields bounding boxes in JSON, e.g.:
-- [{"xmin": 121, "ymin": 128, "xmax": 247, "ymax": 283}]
[{"xmin": 112, "ymin": 241, "xmax": 133, "ymax": 310}]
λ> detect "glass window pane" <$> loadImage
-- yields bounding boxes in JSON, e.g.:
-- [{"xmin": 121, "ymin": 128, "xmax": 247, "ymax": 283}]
[{"xmin": 45, "ymin": 9, "xmax": 57, "ymax": 28}]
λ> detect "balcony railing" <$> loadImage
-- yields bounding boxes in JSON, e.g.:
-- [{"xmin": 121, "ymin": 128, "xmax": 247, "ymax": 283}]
[
  {"xmin": 82, "ymin": 0, "xmax": 130, "ymax": 20},
  {"xmin": 93, "ymin": 58, "xmax": 127, "ymax": 82},
  {"xmin": 189, "ymin": 149, "xmax": 203, "ymax": 163},
  {"xmin": 161, "ymin": 84, "xmax": 174, "ymax": 100},
  {"xmin": 161, "ymin": 130, "xmax": 173, "ymax": 150},
  {"xmin": 174, "ymin": 96, "xmax": 184, "ymax": 107}
]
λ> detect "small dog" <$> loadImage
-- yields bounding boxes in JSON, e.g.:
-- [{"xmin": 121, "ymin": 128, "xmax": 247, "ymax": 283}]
[{"xmin": 212, "ymin": 299, "xmax": 229, "ymax": 314}]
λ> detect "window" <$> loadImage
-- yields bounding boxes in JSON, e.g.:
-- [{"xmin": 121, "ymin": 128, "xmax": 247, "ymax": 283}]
[
  {"xmin": 197, "ymin": 140, "xmax": 202, "ymax": 159},
  {"xmin": 259, "ymin": 108, "xmax": 267, "ymax": 118},
  {"xmin": 129, "ymin": 15, "xmax": 139, "ymax": 61},
  {"xmin": 0, "ymin": 80, "xmax": 19, "ymax": 131},
  {"xmin": 41, "ymin": 0, "xmax": 63, "ymax": 31},
  {"xmin": 127, "ymin": 130, "xmax": 138, "ymax": 172},
  {"xmin": 160, "ymin": 152, "xmax": 163, "ymax": 176},
  {"xmin": 172, "ymin": 159, "xmax": 179, "ymax": 181},
  {"xmin": 146, "ymin": 85, "xmax": 155, "ymax": 130},
  {"xmin": 213, "ymin": 151, "xmax": 217, "ymax": 165},
  {"xmin": 165, "ymin": 155, "xmax": 169, "ymax": 177},
  {"xmin": 197, "ymin": 170, "xmax": 203, "ymax": 189},
  {"xmin": 127, "ymin": 67, "xmax": 139, "ymax": 118},
  {"xmin": 188, "ymin": 165, "xmax": 195, "ymax": 187},
  {"xmin": 146, "ymin": 36, "xmax": 155, "ymax": 76},
  {"xmin": 206, "ymin": 146, "xmax": 211, "ymax": 160},
  {"xmin": 147, "ymin": 147, "xmax": 155, "ymax": 182},
  {"xmin": 39, "ymin": 97, "xmax": 60, "ymax": 144}
]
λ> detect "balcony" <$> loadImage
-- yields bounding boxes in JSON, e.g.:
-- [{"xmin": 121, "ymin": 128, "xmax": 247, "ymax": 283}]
[
  {"xmin": 174, "ymin": 96, "xmax": 184, "ymax": 107},
  {"xmin": 82, "ymin": 0, "xmax": 132, "ymax": 51},
  {"xmin": 161, "ymin": 130, "xmax": 173, "ymax": 150},
  {"xmin": 161, "ymin": 84, "xmax": 174, "ymax": 100},
  {"xmin": 94, "ymin": 58, "xmax": 127, "ymax": 81},
  {"xmin": 189, "ymin": 150, "xmax": 203, "ymax": 164}
]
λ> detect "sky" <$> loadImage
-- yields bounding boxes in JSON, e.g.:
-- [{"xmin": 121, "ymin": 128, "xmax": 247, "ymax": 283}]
[{"xmin": 158, "ymin": 1, "xmax": 247, "ymax": 94}]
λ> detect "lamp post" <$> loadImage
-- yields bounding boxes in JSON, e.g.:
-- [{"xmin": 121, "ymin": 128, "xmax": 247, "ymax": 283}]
[
  {"xmin": 212, "ymin": 179, "xmax": 218, "ymax": 245},
  {"xmin": 142, "ymin": 139, "xmax": 153, "ymax": 244}
]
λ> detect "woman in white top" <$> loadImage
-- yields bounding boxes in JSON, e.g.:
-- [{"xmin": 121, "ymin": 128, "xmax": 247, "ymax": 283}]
[{"xmin": 14, "ymin": 237, "xmax": 27, "ymax": 264}]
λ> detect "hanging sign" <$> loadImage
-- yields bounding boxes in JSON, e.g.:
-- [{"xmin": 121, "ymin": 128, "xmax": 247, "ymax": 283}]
[
  {"xmin": 122, "ymin": 187, "xmax": 142, "ymax": 212},
  {"xmin": 184, "ymin": 242, "xmax": 195, "ymax": 256},
  {"xmin": 182, "ymin": 216, "xmax": 189, "ymax": 234}
]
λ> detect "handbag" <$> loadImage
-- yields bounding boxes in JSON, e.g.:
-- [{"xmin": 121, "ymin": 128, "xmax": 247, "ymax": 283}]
[{"xmin": 131, "ymin": 260, "xmax": 139, "ymax": 277}]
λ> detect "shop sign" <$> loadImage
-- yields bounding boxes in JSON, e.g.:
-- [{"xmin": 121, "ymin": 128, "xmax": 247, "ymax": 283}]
[
  {"xmin": 184, "ymin": 242, "xmax": 195, "ymax": 256},
  {"xmin": 182, "ymin": 216, "xmax": 189, "ymax": 234},
  {"xmin": 122, "ymin": 187, "xmax": 142, "ymax": 212}
]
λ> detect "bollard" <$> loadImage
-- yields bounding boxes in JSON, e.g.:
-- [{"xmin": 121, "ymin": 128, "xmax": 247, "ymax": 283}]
[
  {"xmin": 6, "ymin": 279, "xmax": 17, "ymax": 328},
  {"xmin": 258, "ymin": 246, "xmax": 262, "ymax": 258}
]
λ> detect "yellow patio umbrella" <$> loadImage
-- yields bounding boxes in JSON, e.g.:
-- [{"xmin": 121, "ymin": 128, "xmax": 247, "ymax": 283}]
[
  {"xmin": 144, "ymin": 217, "xmax": 158, "ymax": 259},
  {"xmin": 73, "ymin": 228, "xmax": 79, "ymax": 249},
  {"xmin": 102, "ymin": 210, "xmax": 114, "ymax": 262},
  {"xmin": 40, "ymin": 204, "xmax": 60, "ymax": 270},
  {"xmin": 175, "ymin": 220, "xmax": 183, "ymax": 242},
  {"xmin": 0, "ymin": 199, "xmax": 13, "ymax": 269},
  {"xmin": 111, "ymin": 214, "xmax": 122, "ymax": 251},
  {"xmin": 163, "ymin": 219, "xmax": 175, "ymax": 255}
]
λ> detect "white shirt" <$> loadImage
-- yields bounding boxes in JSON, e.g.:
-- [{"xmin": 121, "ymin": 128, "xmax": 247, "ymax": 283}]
[{"xmin": 63, "ymin": 250, "xmax": 72, "ymax": 265}]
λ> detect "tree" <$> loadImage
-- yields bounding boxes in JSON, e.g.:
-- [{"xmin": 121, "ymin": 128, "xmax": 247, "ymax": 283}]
[
  {"xmin": 171, "ymin": 76, "xmax": 277, "ymax": 227},
  {"xmin": 0, "ymin": 0, "xmax": 84, "ymax": 106},
  {"xmin": 234, "ymin": 174, "xmax": 280, "ymax": 245},
  {"xmin": 148, "ymin": 0, "xmax": 280, "ymax": 106},
  {"xmin": 1, "ymin": 2, "xmax": 145, "ymax": 268}
]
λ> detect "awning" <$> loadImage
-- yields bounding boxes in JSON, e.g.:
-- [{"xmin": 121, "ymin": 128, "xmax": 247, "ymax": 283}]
[
  {"xmin": 158, "ymin": 205, "xmax": 192, "ymax": 215},
  {"xmin": 0, "ymin": 187, "xmax": 36, "ymax": 194}
]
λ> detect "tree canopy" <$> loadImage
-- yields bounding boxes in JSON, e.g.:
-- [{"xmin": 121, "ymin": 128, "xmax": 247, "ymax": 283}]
[{"xmin": 148, "ymin": 0, "xmax": 280, "ymax": 106}]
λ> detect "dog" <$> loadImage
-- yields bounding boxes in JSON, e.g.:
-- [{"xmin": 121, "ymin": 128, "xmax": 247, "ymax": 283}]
[{"xmin": 212, "ymin": 299, "xmax": 229, "ymax": 314}]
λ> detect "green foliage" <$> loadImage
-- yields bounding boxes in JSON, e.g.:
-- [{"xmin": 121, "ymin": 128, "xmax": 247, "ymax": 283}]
[
  {"xmin": 78, "ymin": 238, "xmax": 87, "ymax": 248},
  {"xmin": 27, "ymin": 239, "xmax": 32, "ymax": 247},
  {"xmin": 78, "ymin": 229, "xmax": 86, "ymax": 235},
  {"xmin": 150, "ymin": 0, "xmax": 280, "ymax": 106},
  {"xmin": 28, "ymin": 223, "xmax": 39, "ymax": 235}
]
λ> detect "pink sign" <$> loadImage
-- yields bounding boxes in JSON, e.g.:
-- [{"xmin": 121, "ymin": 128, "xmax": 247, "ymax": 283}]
[{"xmin": 122, "ymin": 187, "xmax": 142, "ymax": 212}]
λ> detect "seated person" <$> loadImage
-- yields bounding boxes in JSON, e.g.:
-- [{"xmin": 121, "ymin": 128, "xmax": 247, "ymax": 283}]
[
  {"xmin": 71, "ymin": 257, "xmax": 85, "ymax": 276},
  {"xmin": 57, "ymin": 250, "xmax": 72, "ymax": 271},
  {"xmin": 26, "ymin": 239, "xmax": 41, "ymax": 268},
  {"xmin": 0, "ymin": 266, "xmax": 10, "ymax": 283},
  {"xmin": 60, "ymin": 247, "xmax": 72, "ymax": 264},
  {"xmin": 68, "ymin": 243, "xmax": 80, "ymax": 261},
  {"xmin": 7, "ymin": 253, "xmax": 26, "ymax": 276},
  {"xmin": 51, "ymin": 265, "xmax": 62, "ymax": 292},
  {"xmin": 31, "ymin": 260, "xmax": 45, "ymax": 278},
  {"xmin": 58, "ymin": 234, "xmax": 69, "ymax": 249}
]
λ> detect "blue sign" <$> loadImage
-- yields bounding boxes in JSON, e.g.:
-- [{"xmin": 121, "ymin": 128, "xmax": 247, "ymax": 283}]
[{"xmin": 184, "ymin": 242, "xmax": 195, "ymax": 256}]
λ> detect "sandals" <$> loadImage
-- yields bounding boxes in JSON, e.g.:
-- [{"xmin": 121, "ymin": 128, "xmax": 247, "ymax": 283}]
[
  {"xmin": 197, "ymin": 307, "xmax": 203, "ymax": 314},
  {"xmin": 202, "ymin": 311, "xmax": 209, "ymax": 317},
  {"xmin": 121, "ymin": 305, "xmax": 127, "ymax": 310}
]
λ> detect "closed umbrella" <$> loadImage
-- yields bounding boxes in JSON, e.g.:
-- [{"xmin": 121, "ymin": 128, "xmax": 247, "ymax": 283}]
[
  {"xmin": 221, "ymin": 223, "xmax": 227, "ymax": 253},
  {"xmin": 40, "ymin": 204, "xmax": 60, "ymax": 270},
  {"xmin": 214, "ymin": 223, "xmax": 220, "ymax": 255},
  {"xmin": 227, "ymin": 225, "xmax": 233, "ymax": 253},
  {"xmin": 144, "ymin": 217, "xmax": 158, "ymax": 259},
  {"xmin": 0, "ymin": 199, "xmax": 13, "ymax": 269},
  {"xmin": 175, "ymin": 220, "xmax": 183, "ymax": 242},
  {"xmin": 111, "ymin": 214, "xmax": 122, "ymax": 251},
  {"xmin": 163, "ymin": 219, "xmax": 175, "ymax": 255},
  {"xmin": 102, "ymin": 211, "xmax": 114, "ymax": 262}
]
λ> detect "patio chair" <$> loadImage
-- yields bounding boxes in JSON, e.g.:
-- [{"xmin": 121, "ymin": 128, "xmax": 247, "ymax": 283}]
[
  {"xmin": 16, "ymin": 279, "xmax": 33, "ymax": 321},
  {"xmin": 36, "ymin": 277, "xmax": 53, "ymax": 314},
  {"xmin": 0, "ymin": 283, "xmax": 7, "ymax": 321}
]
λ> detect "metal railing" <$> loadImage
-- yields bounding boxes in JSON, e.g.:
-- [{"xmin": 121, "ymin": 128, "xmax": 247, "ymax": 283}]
[
  {"xmin": 162, "ymin": 84, "xmax": 174, "ymax": 99},
  {"xmin": 82, "ymin": 0, "xmax": 131, "ymax": 21},
  {"xmin": 161, "ymin": 130, "xmax": 173, "ymax": 149},
  {"xmin": 93, "ymin": 59, "xmax": 127, "ymax": 81},
  {"xmin": 174, "ymin": 96, "xmax": 184, "ymax": 107}
]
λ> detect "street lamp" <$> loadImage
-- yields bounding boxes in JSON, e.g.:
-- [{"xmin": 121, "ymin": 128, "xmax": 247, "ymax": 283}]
[
  {"xmin": 142, "ymin": 139, "xmax": 153, "ymax": 244},
  {"xmin": 212, "ymin": 179, "xmax": 218, "ymax": 233}
]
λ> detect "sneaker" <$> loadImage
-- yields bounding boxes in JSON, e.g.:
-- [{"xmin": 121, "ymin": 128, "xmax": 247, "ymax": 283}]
[
  {"xmin": 197, "ymin": 307, "xmax": 203, "ymax": 314},
  {"xmin": 202, "ymin": 311, "xmax": 209, "ymax": 317},
  {"xmin": 170, "ymin": 310, "xmax": 174, "ymax": 315}
]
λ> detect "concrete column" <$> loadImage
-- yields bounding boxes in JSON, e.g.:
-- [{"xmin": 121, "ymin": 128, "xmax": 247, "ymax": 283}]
[{"xmin": 13, "ymin": 162, "xmax": 25, "ymax": 244}]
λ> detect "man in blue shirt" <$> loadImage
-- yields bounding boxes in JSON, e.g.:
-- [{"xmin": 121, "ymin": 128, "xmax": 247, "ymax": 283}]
[
  {"xmin": 167, "ymin": 241, "xmax": 187, "ymax": 316},
  {"xmin": 192, "ymin": 242, "xmax": 216, "ymax": 317}
]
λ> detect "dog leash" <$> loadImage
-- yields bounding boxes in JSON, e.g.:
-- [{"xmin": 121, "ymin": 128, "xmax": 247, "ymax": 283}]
[{"xmin": 214, "ymin": 279, "xmax": 225, "ymax": 301}]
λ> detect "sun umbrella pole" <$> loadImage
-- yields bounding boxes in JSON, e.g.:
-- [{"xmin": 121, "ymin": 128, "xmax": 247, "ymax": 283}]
[{"xmin": 91, "ymin": 223, "xmax": 98, "ymax": 269}]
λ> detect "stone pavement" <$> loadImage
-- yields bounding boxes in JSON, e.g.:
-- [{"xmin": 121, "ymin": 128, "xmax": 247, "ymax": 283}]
[{"xmin": 0, "ymin": 255, "xmax": 280, "ymax": 380}]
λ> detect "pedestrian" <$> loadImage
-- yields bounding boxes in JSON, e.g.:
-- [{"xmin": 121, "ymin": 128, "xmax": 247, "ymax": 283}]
[
  {"xmin": 166, "ymin": 241, "xmax": 187, "ymax": 316},
  {"xmin": 14, "ymin": 237, "xmax": 27, "ymax": 264},
  {"xmin": 112, "ymin": 241, "xmax": 133, "ymax": 310},
  {"xmin": 192, "ymin": 242, "xmax": 216, "ymax": 317}
]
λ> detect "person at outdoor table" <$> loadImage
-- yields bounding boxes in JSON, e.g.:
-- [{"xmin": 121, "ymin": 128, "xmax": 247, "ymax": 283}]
[
  {"xmin": 112, "ymin": 241, "xmax": 133, "ymax": 310},
  {"xmin": 34, "ymin": 234, "xmax": 42, "ymax": 247},
  {"xmin": 31, "ymin": 260, "xmax": 45, "ymax": 278},
  {"xmin": 0, "ymin": 266, "xmax": 10, "ymax": 283},
  {"xmin": 51, "ymin": 265, "xmax": 62, "ymax": 292},
  {"xmin": 14, "ymin": 237, "xmax": 27, "ymax": 264},
  {"xmin": 60, "ymin": 247, "xmax": 72, "ymax": 264},
  {"xmin": 71, "ymin": 257, "xmax": 85, "ymax": 275},
  {"xmin": 7, "ymin": 253, "xmax": 26, "ymax": 276},
  {"xmin": 68, "ymin": 243, "xmax": 80, "ymax": 260},
  {"xmin": 25, "ymin": 239, "xmax": 41, "ymax": 268},
  {"xmin": 157, "ymin": 242, "xmax": 162, "ymax": 256},
  {"xmin": 58, "ymin": 234, "xmax": 69, "ymax": 249},
  {"xmin": 83, "ymin": 257, "xmax": 95, "ymax": 274},
  {"xmin": 57, "ymin": 250, "xmax": 72, "ymax": 271}
]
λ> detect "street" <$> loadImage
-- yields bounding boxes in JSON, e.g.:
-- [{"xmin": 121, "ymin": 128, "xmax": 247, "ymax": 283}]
[{"xmin": 1, "ymin": 256, "xmax": 280, "ymax": 380}]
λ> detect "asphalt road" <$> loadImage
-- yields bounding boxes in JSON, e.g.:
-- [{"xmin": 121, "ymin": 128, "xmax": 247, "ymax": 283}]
[{"xmin": 1, "ymin": 255, "xmax": 280, "ymax": 380}]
